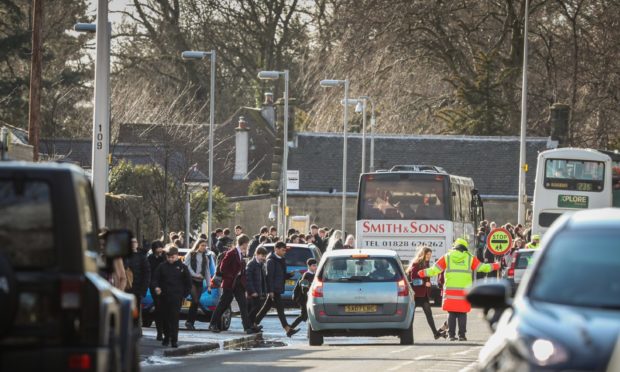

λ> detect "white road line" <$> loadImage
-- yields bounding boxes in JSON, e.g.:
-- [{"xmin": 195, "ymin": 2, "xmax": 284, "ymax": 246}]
[
  {"xmin": 414, "ymin": 354, "xmax": 433, "ymax": 360},
  {"xmin": 453, "ymin": 347, "xmax": 481, "ymax": 356},
  {"xmin": 390, "ymin": 346, "xmax": 413, "ymax": 354},
  {"xmin": 387, "ymin": 360, "xmax": 414, "ymax": 371}
]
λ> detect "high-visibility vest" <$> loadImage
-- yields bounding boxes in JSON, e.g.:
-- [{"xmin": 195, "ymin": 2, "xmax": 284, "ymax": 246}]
[
  {"xmin": 526, "ymin": 242, "xmax": 540, "ymax": 249},
  {"xmin": 422, "ymin": 249, "xmax": 498, "ymax": 313}
]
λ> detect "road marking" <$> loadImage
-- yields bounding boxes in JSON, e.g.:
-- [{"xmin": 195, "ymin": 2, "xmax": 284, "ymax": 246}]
[
  {"xmin": 390, "ymin": 346, "xmax": 413, "ymax": 354},
  {"xmin": 459, "ymin": 362, "xmax": 478, "ymax": 372},
  {"xmin": 387, "ymin": 360, "xmax": 414, "ymax": 371},
  {"xmin": 453, "ymin": 347, "xmax": 481, "ymax": 356},
  {"xmin": 414, "ymin": 354, "xmax": 433, "ymax": 360}
]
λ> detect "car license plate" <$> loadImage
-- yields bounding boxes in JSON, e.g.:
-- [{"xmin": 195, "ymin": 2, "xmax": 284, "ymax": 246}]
[
  {"xmin": 344, "ymin": 305, "xmax": 377, "ymax": 313},
  {"xmin": 182, "ymin": 300, "xmax": 192, "ymax": 308},
  {"xmin": 286, "ymin": 280, "xmax": 296, "ymax": 286}
]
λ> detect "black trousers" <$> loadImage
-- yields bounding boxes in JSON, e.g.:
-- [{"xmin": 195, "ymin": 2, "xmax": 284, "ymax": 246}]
[
  {"xmin": 247, "ymin": 296, "xmax": 265, "ymax": 325},
  {"xmin": 415, "ymin": 297, "xmax": 439, "ymax": 335},
  {"xmin": 255, "ymin": 293, "xmax": 289, "ymax": 329},
  {"xmin": 151, "ymin": 291, "xmax": 164, "ymax": 337},
  {"xmin": 210, "ymin": 282, "xmax": 251, "ymax": 330},
  {"xmin": 161, "ymin": 295, "xmax": 183, "ymax": 343},
  {"xmin": 448, "ymin": 311, "xmax": 467, "ymax": 338},
  {"xmin": 187, "ymin": 280, "xmax": 203, "ymax": 324},
  {"xmin": 290, "ymin": 299, "xmax": 308, "ymax": 329}
]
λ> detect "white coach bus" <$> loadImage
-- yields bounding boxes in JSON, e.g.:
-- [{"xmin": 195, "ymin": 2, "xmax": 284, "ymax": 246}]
[
  {"xmin": 532, "ymin": 148, "xmax": 613, "ymax": 237},
  {"xmin": 355, "ymin": 165, "xmax": 485, "ymax": 264}
]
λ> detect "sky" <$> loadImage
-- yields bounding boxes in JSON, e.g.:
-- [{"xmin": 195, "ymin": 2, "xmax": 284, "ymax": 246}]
[{"xmin": 87, "ymin": 0, "xmax": 133, "ymax": 24}]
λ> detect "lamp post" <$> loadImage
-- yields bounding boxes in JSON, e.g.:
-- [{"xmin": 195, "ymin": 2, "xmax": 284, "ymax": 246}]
[
  {"xmin": 184, "ymin": 164, "xmax": 208, "ymax": 248},
  {"xmin": 258, "ymin": 70, "xmax": 289, "ymax": 237},
  {"xmin": 74, "ymin": 3, "xmax": 111, "ymax": 227},
  {"xmin": 321, "ymin": 79, "xmax": 350, "ymax": 234},
  {"xmin": 181, "ymin": 50, "xmax": 216, "ymax": 248},
  {"xmin": 517, "ymin": 0, "xmax": 530, "ymax": 225},
  {"xmin": 342, "ymin": 96, "xmax": 375, "ymax": 174}
]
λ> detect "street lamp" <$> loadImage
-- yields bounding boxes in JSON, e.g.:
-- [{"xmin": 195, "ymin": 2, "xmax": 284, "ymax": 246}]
[
  {"xmin": 182, "ymin": 50, "xmax": 216, "ymax": 248},
  {"xmin": 73, "ymin": 1, "xmax": 112, "ymax": 227},
  {"xmin": 258, "ymin": 70, "xmax": 289, "ymax": 237},
  {"xmin": 184, "ymin": 164, "xmax": 209, "ymax": 248},
  {"xmin": 320, "ymin": 78, "xmax": 350, "ymax": 234},
  {"xmin": 517, "ymin": 0, "xmax": 530, "ymax": 225},
  {"xmin": 341, "ymin": 95, "xmax": 376, "ymax": 174}
]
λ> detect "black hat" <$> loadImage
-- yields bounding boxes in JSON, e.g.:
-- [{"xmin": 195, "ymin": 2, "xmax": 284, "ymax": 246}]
[
  {"xmin": 166, "ymin": 247, "xmax": 179, "ymax": 256},
  {"xmin": 307, "ymin": 258, "xmax": 317, "ymax": 266}
]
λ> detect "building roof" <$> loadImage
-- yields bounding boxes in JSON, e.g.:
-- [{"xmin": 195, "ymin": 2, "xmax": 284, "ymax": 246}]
[{"xmin": 287, "ymin": 133, "xmax": 557, "ymax": 197}]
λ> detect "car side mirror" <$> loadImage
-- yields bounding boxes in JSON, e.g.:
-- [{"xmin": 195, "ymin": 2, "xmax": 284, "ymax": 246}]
[
  {"xmin": 104, "ymin": 229, "xmax": 133, "ymax": 258},
  {"xmin": 467, "ymin": 280, "xmax": 512, "ymax": 310}
]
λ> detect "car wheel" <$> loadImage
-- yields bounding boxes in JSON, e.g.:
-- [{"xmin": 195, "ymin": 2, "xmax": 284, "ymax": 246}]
[
  {"xmin": 308, "ymin": 325, "xmax": 323, "ymax": 346},
  {"xmin": 220, "ymin": 308, "xmax": 232, "ymax": 331},
  {"xmin": 0, "ymin": 252, "xmax": 17, "ymax": 339},
  {"xmin": 399, "ymin": 323, "xmax": 414, "ymax": 345}
]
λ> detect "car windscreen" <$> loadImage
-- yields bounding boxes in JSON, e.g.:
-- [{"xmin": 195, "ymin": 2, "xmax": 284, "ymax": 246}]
[
  {"xmin": 320, "ymin": 256, "xmax": 402, "ymax": 282},
  {"xmin": 528, "ymin": 230, "xmax": 620, "ymax": 308},
  {"xmin": 0, "ymin": 180, "xmax": 55, "ymax": 268},
  {"xmin": 516, "ymin": 251, "xmax": 534, "ymax": 269}
]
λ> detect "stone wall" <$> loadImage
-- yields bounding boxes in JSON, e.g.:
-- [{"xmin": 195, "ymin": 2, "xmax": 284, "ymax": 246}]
[{"xmin": 223, "ymin": 194, "xmax": 527, "ymax": 236}]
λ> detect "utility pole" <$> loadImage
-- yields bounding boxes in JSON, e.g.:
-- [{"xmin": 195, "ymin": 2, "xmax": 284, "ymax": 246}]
[
  {"xmin": 28, "ymin": 0, "xmax": 43, "ymax": 161},
  {"xmin": 92, "ymin": 0, "xmax": 111, "ymax": 227}
]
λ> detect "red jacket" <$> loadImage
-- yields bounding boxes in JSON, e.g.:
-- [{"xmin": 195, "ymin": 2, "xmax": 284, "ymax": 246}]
[
  {"xmin": 409, "ymin": 261, "xmax": 432, "ymax": 298},
  {"xmin": 219, "ymin": 248, "xmax": 247, "ymax": 290}
]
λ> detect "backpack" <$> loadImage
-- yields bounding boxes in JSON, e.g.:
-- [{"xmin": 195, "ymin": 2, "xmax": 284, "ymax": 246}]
[{"xmin": 292, "ymin": 278, "xmax": 310, "ymax": 304}]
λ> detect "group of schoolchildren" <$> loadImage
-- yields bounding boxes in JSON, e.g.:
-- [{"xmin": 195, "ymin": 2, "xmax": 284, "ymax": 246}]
[{"xmin": 150, "ymin": 226, "xmax": 319, "ymax": 348}]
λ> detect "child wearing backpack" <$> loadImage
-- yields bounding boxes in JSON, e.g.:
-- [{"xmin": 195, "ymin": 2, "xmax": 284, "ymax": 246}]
[{"xmin": 289, "ymin": 258, "xmax": 317, "ymax": 335}]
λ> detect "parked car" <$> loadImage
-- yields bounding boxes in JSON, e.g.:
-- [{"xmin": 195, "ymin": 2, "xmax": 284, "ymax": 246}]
[
  {"xmin": 504, "ymin": 248, "xmax": 536, "ymax": 293},
  {"xmin": 141, "ymin": 248, "xmax": 231, "ymax": 330},
  {"xmin": 468, "ymin": 208, "xmax": 620, "ymax": 371},
  {"xmin": 0, "ymin": 162, "xmax": 138, "ymax": 371},
  {"xmin": 306, "ymin": 249, "xmax": 415, "ymax": 346},
  {"xmin": 261, "ymin": 243, "xmax": 322, "ymax": 307}
]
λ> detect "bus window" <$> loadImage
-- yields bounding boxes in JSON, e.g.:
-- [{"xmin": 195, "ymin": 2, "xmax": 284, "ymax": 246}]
[
  {"xmin": 544, "ymin": 159, "xmax": 605, "ymax": 192},
  {"xmin": 358, "ymin": 176, "xmax": 448, "ymax": 220}
]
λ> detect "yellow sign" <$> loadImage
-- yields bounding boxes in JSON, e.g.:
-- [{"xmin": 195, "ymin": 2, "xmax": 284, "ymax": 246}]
[{"xmin": 486, "ymin": 228, "xmax": 513, "ymax": 255}]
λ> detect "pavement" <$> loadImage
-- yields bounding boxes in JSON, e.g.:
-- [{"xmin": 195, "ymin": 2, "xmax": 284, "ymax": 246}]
[
  {"xmin": 141, "ymin": 307, "xmax": 494, "ymax": 371},
  {"xmin": 140, "ymin": 320, "xmax": 263, "ymax": 366}
]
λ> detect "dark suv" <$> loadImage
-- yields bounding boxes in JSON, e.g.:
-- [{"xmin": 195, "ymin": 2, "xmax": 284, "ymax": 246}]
[{"xmin": 0, "ymin": 162, "xmax": 137, "ymax": 371}]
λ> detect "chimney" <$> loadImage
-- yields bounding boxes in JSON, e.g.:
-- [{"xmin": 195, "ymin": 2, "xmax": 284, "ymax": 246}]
[
  {"xmin": 261, "ymin": 92, "xmax": 275, "ymax": 129},
  {"xmin": 233, "ymin": 116, "xmax": 250, "ymax": 180}
]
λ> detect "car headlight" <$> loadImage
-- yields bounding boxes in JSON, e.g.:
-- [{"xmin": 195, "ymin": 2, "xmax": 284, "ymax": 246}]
[{"xmin": 516, "ymin": 337, "xmax": 569, "ymax": 366}]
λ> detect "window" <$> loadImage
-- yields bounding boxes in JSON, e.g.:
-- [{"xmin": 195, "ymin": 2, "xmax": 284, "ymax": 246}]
[
  {"xmin": 538, "ymin": 212, "xmax": 563, "ymax": 227},
  {"xmin": 263, "ymin": 246, "xmax": 315, "ymax": 267},
  {"xmin": 358, "ymin": 175, "xmax": 448, "ymax": 220},
  {"xmin": 0, "ymin": 180, "xmax": 55, "ymax": 268},
  {"xmin": 320, "ymin": 257, "xmax": 402, "ymax": 282},
  {"xmin": 76, "ymin": 181, "xmax": 98, "ymax": 253},
  {"xmin": 544, "ymin": 159, "xmax": 605, "ymax": 192},
  {"xmin": 529, "ymin": 229, "xmax": 620, "ymax": 308},
  {"xmin": 516, "ymin": 251, "xmax": 534, "ymax": 269}
]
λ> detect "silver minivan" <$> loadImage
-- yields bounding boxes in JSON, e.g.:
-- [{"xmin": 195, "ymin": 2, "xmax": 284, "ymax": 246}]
[{"xmin": 306, "ymin": 249, "xmax": 415, "ymax": 346}]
